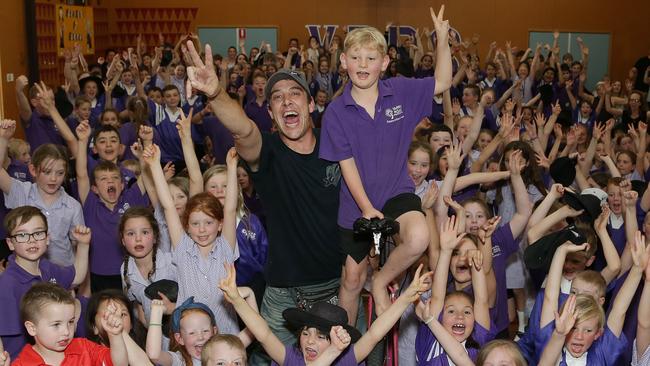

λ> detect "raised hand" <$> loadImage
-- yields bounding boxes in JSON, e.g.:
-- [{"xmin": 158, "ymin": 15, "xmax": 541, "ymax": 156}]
[
  {"xmin": 553, "ymin": 123, "xmax": 564, "ymax": 140},
  {"xmin": 175, "ymin": 108, "xmax": 193, "ymax": 141},
  {"xmin": 467, "ymin": 249, "xmax": 483, "ymax": 271},
  {"xmin": 446, "ymin": 144, "xmax": 465, "ymax": 171},
  {"xmin": 402, "ymin": 264, "xmax": 433, "ymax": 302},
  {"xmin": 218, "ymin": 262, "xmax": 242, "ymax": 303},
  {"xmin": 330, "ymin": 326, "xmax": 352, "ymax": 352},
  {"xmin": 101, "ymin": 301, "xmax": 124, "ymax": 336},
  {"xmin": 478, "ymin": 216, "xmax": 501, "ymax": 243},
  {"xmin": 421, "ymin": 182, "xmax": 439, "ymax": 210},
  {"xmin": 0, "ymin": 119, "xmax": 16, "ymax": 140},
  {"xmin": 593, "ymin": 122, "xmax": 605, "ymax": 141},
  {"xmin": 35, "ymin": 82, "xmax": 55, "ymax": 110},
  {"xmin": 554, "ymin": 294, "xmax": 577, "ymax": 336},
  {"xmin": 536, "ymin": 152, "xmax": 550, "ymax": 170},
  {"xmin": 15, "ymin": 75, "xmax": 29, "ymax": 92},
  {"xmin": 552, "ymin": 101, "xmax": 562, "ymax": 116},
  {"xmin": 498, "ymin": 112, "xmax": 515, "ymax": 139},
  {"xmin": 76, "ymin": 120, "xmax": 91, "ymax": 141},
  {"xmin": 594, "ymin": 206, "xmax": 610, "ymax": 232},
  {"xmin": 71, "ymin": 225, "xmax": 91, "ymax": 245},
  {"xmin": 225, "ymin": 147, "xmax": 239, "ymax": 168},
  {"xmin": 157, "ymin": 291, "xmax": 176, "ymax": 315},
  {"xmin": 184, "ymin": 41, "xmax": 220, "ymax": 99},
  {"xmin": 440, "ymin": 215, "xmax": 466, "ymax": 252},
  {"xmin": 163, "ymin": 162, "xmax": 175, "ymax": 180},
  {"xmin": 430, "ymin": 5, "xmax": 450, "ymax": 43},
  {"xmin": 141, "ymin": 144, "xmax": 161, "ymax": 166},
  {"xmin": 138, "ymin": 125, "xmax": 154, "ymax": 146},
  {"xmin": 623, "ymin": 190, "xmax": 638, "ymax": 208},
  {"xmin": 507, "ymin": 149, "xmax": 524, "ymax": 176},
  {"xmin": 534, "ymin": 111, "xmax": 546, "ymax": 129},
  {"xmin": 559, "ymin": 240, "xmax": 589, "ymax": 254}
]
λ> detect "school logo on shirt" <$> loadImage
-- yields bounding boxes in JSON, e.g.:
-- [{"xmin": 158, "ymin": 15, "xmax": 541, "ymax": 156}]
[
  {"xmin": 49, "ymin": 278, "xmax": 58, "ymax": 284},
  {"xmin": 240, "ymin": 228, "xmax": 257, "ymax": 240},
  {"xmin": 322, "ymin": 163, "xmax": 341, "ymax": 187},
  {"xmin": 118, "ymin": 202, "xmax": 131, "ymax": 215},
  {"xmin": 385, "ymin": 105, "xmax": 404, "ymax": 123}
]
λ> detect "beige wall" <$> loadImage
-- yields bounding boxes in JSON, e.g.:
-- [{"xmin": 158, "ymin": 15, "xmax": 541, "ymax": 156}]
[{"xmin": 0, "ymin": 0, "xmax": 28, "ymax": 135}]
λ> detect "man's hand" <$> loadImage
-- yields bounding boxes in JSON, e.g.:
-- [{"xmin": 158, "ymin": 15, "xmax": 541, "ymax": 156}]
[{"xmin": 184, "ymin": 41, "xmax": 221, "ymax": 99}]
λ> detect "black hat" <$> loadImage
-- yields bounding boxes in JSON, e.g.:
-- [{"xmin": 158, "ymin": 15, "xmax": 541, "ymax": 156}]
[
  {"xmin": 264, "ymin": 69, "xmax": 312, "ymax": 101},
  {"xmin": 283, "ymin": 302, "xmax": 362, "ymax": 343},
  {"xmin": 524, "ymin": 224, "xmax": 587, "ymax": 271},
  {"xmin": 562, "ymin": 190, "xmax": 603, "ymax": 222},
  {"xmin": 78, "ymin": 74, "xmax": 105, "ymax": 97},
  {"xmin": 144, "ymin": 279, "xmax": 179, "ymax": 303},
  {"xmin": 549, "ymin": 157, "xmax": 576, "ymax": 186}
]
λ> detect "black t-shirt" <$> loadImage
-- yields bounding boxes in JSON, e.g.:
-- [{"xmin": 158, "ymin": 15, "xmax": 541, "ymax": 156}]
[{"xmin": 247, "ymin": 129, "xmax": 343, "ymax": 287}]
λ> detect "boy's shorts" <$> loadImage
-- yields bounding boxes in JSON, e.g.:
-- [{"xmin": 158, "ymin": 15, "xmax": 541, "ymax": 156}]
[{"xmin": 340, "ymin": 192, "xmax": 423, "ymax": 264}]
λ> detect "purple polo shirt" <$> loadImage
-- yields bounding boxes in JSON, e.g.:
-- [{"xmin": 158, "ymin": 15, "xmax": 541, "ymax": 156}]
[
  {"xmin": 23, "ymin": 109, "xmax": 65, "ymax": 151},
  {"xmin": 244, "ymin": 99, "xmax": 273, "ymax": 132},
  {"xmin": 7, "ymin": 161, "xmax": 31, "ymax": 183},
  {"xmin": 320, "ymin": 77, "xmax": 435, "ymax": 228},
  {"xmin": 83, "ymin": 183, "xmax": 150, "ymax": 276},
  {"xmin": 491, "ymin": 225, "xmax": 519, "ymax": 334},
  {"xmin": 155, "ymin": 113, "xmax": 203, "ymax": 164},
  {"xmin": 200, "ymin": 115, "xmax": 235, "ymax": 164},
  {"xmin": 272, "ymin": 345, "xmax": 362, "ymax": 366},
  {"xmin": 0, "ymin": 255, "xmax": 74, "ymax": 359}
]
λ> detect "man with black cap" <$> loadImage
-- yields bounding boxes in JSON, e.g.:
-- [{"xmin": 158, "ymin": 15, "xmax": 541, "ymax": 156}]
[{"xmin": 182, "ymin": 41, "xmax": 343, "ymax": 352}]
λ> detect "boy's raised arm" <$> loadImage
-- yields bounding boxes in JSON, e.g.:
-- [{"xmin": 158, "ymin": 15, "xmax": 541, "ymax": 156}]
[
  {"xmin": 71, "ymin": 225, "xmax": 91, "ymax": 286},
  {"xmin": 431, "ymin": 6, "xmax": 452, "ymax": 95},
  {"xmin": 0, "ymin": 120, "xmax": 17, "ymax": 194},
  {"xmin": 75, "ymin": 121, "xmax": 92, "ymax": 204}
]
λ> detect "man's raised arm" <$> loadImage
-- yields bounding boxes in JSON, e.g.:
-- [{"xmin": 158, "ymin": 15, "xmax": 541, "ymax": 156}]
[{"xmin": 184, "ymin": 41, "xmax": 263, "ymax": 169}]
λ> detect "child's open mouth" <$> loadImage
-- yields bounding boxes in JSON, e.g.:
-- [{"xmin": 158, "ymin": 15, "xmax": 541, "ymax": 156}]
[
  {"xmin": 304, "ymin": 347, "xmax": 318, "ymax": 361},
  {"xmin": 356, "ymin": 71, "xmax": 370, "ymax": 80},
  {"xmin": 451, "ymin": 323, "xmax": 466, "ymax": 335}
]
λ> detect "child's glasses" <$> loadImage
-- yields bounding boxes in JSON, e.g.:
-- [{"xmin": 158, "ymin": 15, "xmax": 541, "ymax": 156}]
[{"xmin": 10, "ymin": 231, "xmax": 47, "ymax": 243}]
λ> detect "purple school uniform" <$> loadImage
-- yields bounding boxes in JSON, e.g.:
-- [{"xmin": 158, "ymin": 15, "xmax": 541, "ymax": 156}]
[
  {"xmin": 593, "ymin": 221, "xmax": 627, "ymax": 271},
  {"xmin": 155, "ymin": 110, "xmax": 204, "ymax": 163},
  {"xmin": 415, "ymin": 321, "xmax": 491, "ymax": 365},
  {"xmin": 235, "ymin": 214, "xmax": 268, "ymax": 286},
  {"xmin": 244, "ymin": 99, "xmax": 273, "ymax": 132},
  {"xmin": 0, "ymin": 255, "xmax": 74, "ymax": 359},
  {"xmin": 89, "ymin": 98, "xmax": 106, "ymax": 124},
  {"xmin": 538, "ymin": 321, "xmax": 627, "ymax": 366},
  {"xmin": 320, "ymin": 77, "xmax": 435, "ymax": 228},
  {"xmin": 490, "ymin": 225, "xmax": 519, "ymax": 333},
  {"xmin": 83, "ymin": 183, "xmax": 150, "ymax": 276},
  {"xmin": 518, "ymin": 291, "xmax": 569, "ymax": 365},
  {"xmin": 23, "ymin": 110, "xmax": 65, "ymax": 150},
  {"xmin": 200, "ymin": 115, "xmax": 235, "ymax": 164},
  {"xmin": 272, "ymin": 345, "xmax": 362, "ymax": 366},
  {"xmin": 607, "ymin": 269, "xmax": 643, "ymax": 365},
  {"xmin": 7, "ymin": 161, "xmax": 31, "ymax": 183}
]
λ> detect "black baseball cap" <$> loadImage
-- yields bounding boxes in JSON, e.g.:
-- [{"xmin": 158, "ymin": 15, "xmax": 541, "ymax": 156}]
[{"xmin": 264, "ymin": 69, "xmax": 312, "ymax": 101}]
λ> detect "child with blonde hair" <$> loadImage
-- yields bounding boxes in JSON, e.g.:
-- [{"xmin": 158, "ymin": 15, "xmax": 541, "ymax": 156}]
[{"xmin": 320, "ymin": 5, "xmax": 453, "ymax": 322}]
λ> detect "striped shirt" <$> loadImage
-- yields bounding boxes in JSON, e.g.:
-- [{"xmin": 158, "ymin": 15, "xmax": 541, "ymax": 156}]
[
  {"xmin": 633, "ymin": 338, "xmax": 650, "ymax": 366},
  {"xmin": 4, "ymin": 178, "xmax": 84, "ymax": 266},
  {"xmin": 172, "ymin": 232, "xmax": 240, "ymax": 335}
]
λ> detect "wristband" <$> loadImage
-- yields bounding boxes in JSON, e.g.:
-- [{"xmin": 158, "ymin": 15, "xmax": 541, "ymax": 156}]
[
  {"xmin": 425, "ymin": 315, "xmax": 436, "ymax": 325},
  {"xmin": 148, "ymin": 323, "xmax": 162, "ymax": 327}
]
